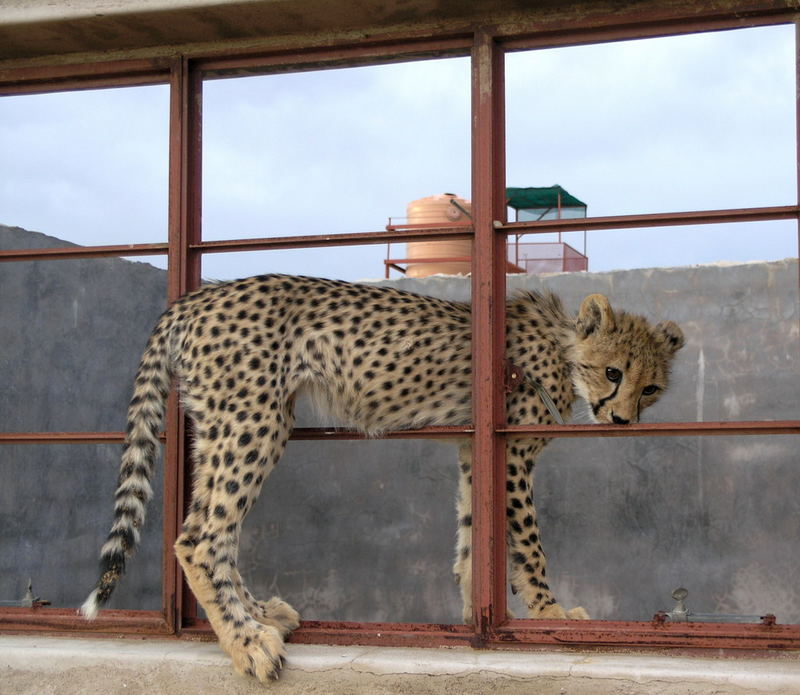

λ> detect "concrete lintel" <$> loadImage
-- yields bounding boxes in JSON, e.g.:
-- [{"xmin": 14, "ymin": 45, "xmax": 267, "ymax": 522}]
[{"xmin": 3, "ymin": 635, "xmax": 800, "ymax": 694}]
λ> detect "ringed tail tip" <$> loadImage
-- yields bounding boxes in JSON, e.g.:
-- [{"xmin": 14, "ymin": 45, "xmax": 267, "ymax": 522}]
[{"xmin": 80, "ymin": 589, "xmax": 101, "ymax": 620}]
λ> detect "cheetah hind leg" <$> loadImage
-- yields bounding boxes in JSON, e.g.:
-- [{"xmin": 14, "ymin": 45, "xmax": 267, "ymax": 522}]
[{"xmin": 175, "ymin": 408, "xmax": 298, "ymax": 681}]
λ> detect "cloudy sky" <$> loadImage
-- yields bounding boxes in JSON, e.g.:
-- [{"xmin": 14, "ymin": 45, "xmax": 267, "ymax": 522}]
[{"xmin": 0, "ymin": 23, "xmax": 796, "ymax": 282}]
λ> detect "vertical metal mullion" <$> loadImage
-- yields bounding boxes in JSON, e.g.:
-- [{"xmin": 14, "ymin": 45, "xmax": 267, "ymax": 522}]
[
  {"xmin": 793, "ymin": 20, "xmax": 800, "ymax": 376},
  {"xmin": 164, "ymin": 57, "xmax": 203, "ymax": 634},
  {"xmin": 470, "ymin": 31, "xmax": 508, "ymax": 640}
]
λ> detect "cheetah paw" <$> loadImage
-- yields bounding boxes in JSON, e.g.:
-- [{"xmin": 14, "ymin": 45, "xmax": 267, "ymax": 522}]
[
  {"xmin": 226, "ymin": 622, "xmax": 286, "ymax": 682},
  {"xmin": 531, "ymin": 603, "xmax": 591, "ymax": 620},
  {"xmin": 566, "ymin": 606, "xmax": 590, "ymax": 620},
  {"xmin": 252, "ymin": 597, "xmax": 301, "ymax": 637}
]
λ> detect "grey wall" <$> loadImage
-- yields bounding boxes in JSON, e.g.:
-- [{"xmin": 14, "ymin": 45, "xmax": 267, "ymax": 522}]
[
  {"xmin": 1, "ymin": 223, "xmax": 798, "ymax": 624},
  {"xmin": 1, "ymin": 225, "xmax": 166, "ymax": 610}
]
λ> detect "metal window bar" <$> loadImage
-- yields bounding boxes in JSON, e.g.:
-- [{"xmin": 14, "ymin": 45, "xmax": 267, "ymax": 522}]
[{"xmin": 0, "ymin": 5, "xmax": 799, "ymax": 652}]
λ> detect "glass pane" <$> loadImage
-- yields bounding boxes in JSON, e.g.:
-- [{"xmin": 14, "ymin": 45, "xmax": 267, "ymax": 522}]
[
  {"xmin": 579, "ymin": 220, "xmax": 797, "ymax": 272},
  {"xmin": 239, "ymin": 436, "xmax": 461, "ymax": 623},
  {"xmin": 0, "ymin": 85, "xmax": 169, "ymax": 247},
  {"xmin": 203, "ymin": 248, "xmax": 798, "ymax": 423},
  {"xmin": 0, "ymin": 252, "xmax": 168, "ymax": 431},
  {"xmin": 201, "ymin": 244, "xmax": 480, "ymax": 285},
  {"xmin": 506, "ymin": 25, "xmax": 796, "ymax": 217},
  {"xmin": 0, "ymin": 444, "xmax": 163, "ymax": 611},
  {"xmin": 519, "ymin": 250, "xmax": 799, "ymax": 422},
  {"xmin": 201, "ymin": 247, "xmax": 391, "ymax": 283},
  {"xmin": 525, "ymin": 435, "xmax": 799, "ymax": 623},
  {"xmin": 202, "ymin": 57, "xmax": 470, "ymax": 241}
]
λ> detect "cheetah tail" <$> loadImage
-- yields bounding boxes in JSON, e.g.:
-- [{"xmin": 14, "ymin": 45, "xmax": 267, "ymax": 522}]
[{"xmin": 80, "ymin": 311, "xmax": 174, "ymax": 620}]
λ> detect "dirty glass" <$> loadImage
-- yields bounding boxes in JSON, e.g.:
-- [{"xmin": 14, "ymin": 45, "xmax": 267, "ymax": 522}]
[
  {"xmin": 238, "ymin": 433, "xmax": 462, "ymax": 624},
  {"xmin": 0, "ymin": 444, "xmax": 163, "ymax": 611},
  {"xmin": 506, "ymin": 25, "xmax": 795, "ymax": 219},
  {"xmin": 0, "ymin": 253, "xmax": 168, "ymax": 432},
  {"xmin": 519, "ymin": 237, "xmax": 800, "ymax": 423},
  {"xmin": 526, "ymin": 435, "xmax": 800, "ymax": 624},
  {"xmin": 0, "ymin": 85, "xmax": 169, "ymax": 252},
  {"xmin": 201, "ymin": 57, "xmax": 471, "ymax": 282}
]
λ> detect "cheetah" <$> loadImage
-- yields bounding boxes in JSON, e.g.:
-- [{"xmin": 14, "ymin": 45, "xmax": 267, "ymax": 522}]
[{"xmin": 81, "ymin": 273, "xmax": 684, "ymax": 681}]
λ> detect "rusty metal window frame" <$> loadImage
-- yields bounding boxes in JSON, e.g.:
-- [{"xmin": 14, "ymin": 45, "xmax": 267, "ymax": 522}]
[{"xmin": 0, "ymin": 3, "xmax": 799, "ymax": 654}]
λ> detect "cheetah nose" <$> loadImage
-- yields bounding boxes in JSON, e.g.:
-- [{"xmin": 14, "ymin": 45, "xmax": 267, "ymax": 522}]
[{"xmin": 611, "ymin": 414, "xmax": 630, "ymax": 425}]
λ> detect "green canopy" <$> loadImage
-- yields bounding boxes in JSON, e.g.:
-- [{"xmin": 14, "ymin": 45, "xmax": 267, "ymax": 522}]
[{"xmin": 506, "ymin": 185, "xmax": 586, "ymax": 211}]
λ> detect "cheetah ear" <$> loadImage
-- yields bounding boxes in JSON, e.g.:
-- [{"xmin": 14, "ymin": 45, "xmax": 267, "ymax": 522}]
[
  {"xmin": 655, "ymin": 320, "xmax": 685, "ymax": 355},
  {"xmin": 577, "ymin": 294, "xmax": 615, "ymax": 338}
]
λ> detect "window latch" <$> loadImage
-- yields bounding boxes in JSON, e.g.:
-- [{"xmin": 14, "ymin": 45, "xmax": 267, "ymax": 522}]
[
  {"xmin": 652, "ymin": 587, "xmax": 776, "ymax": 626},
  {"xmin": 0, "ymin": 579, "xmax": 51, "ymax": 608}
]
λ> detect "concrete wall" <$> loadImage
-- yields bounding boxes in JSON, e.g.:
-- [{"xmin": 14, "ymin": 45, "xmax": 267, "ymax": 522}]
[
  {"xmin": 1, "ymin": 223, "xmax": 798, "ymax": 625},
  {"xmin": 0, "ymin": 225, "xmax": 166, "ymax": 610}
]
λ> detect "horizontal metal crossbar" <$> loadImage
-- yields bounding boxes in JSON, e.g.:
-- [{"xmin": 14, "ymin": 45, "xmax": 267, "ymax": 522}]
[{"xmin": 2, "ymin": 421, "xmax": 797, "ymax": 446}]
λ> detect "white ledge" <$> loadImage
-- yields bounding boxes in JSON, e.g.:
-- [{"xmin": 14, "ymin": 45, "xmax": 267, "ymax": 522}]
[{"xmin": 3, "ymin": 635, "xmax": 800, "ymax": 694}]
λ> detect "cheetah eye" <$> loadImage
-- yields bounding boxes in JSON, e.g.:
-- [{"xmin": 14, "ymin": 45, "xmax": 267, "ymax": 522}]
[
  {"xmin": 642, "ymin": 384, "xmax": 660, "ymax": 396},
  {"xmin": 605, "ymin": 367, "xmax": 622, "ymax": 383}
]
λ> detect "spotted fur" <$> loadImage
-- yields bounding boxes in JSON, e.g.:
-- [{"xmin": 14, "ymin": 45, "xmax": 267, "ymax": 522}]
[{"xmin": 81, "ymin": 274, "xmax": 683, "ymax": 680}]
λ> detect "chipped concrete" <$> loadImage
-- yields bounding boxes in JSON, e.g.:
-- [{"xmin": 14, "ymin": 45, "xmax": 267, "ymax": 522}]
[{"xmin": 3, "ymin": 635, "xmax": 800, "ymax": 695}]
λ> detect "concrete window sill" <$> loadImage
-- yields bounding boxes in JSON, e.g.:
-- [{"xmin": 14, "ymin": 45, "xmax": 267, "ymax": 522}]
[{"xmin": 3, "ymin": 635, "xmax": 800, "ymax": 694}]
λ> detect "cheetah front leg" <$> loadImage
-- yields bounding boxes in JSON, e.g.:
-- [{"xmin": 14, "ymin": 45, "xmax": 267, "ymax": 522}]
[{"xmin": 506, "ymin": 439, "xmax": 589, "ymax": 620}]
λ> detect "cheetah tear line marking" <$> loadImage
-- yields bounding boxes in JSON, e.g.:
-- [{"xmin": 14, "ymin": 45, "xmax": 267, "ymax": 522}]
[{"xmin": 81, "ymin": 274, "xmax": 684, "ymax": 682}]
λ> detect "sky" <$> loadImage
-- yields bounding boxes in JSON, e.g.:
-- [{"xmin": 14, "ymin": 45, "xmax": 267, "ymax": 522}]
[{"xmin": 0, "ymin": 23, "xmax": 796, "ymax": 282}]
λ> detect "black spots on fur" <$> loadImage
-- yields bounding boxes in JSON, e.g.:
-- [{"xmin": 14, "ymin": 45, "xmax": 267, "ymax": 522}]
[
  {"xmin": 237, "ymin": 496, "xmax": 248, "ymax": 510},
  {"xmin": 238, "ymin": 432, "xmax": 252, "ymax": 447},
  {"xmin": 459, "ymin": 514, "xmax": 472, "ymax": 527},
  {"xmin": 225, "ymin": 480, "xmax": 240, "ymax": 495},
  {"xmin": 213, "ymin": 505, "xmax": 227, "ymax": 519}
]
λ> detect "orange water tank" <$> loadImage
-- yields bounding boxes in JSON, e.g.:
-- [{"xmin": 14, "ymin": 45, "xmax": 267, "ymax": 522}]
[{"xmin": 406, "ymin": 193, "xmax": 472, "ymax": 277}]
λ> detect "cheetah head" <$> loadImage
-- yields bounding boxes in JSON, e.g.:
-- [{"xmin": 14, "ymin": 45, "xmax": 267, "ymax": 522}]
[{"xmin": 570, "ymin": 294, "xmax": 684, "ymax": 425}]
